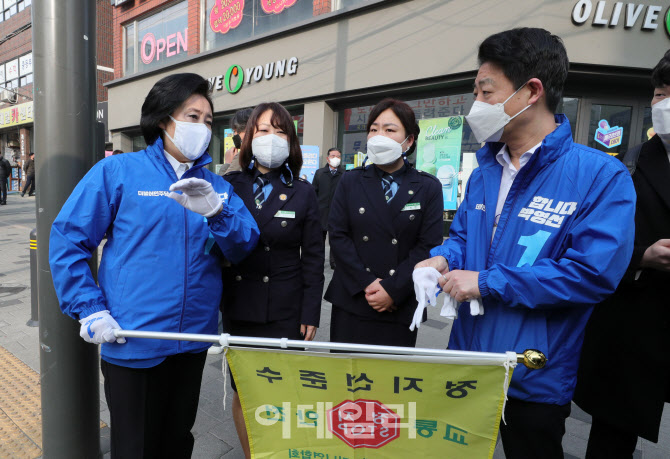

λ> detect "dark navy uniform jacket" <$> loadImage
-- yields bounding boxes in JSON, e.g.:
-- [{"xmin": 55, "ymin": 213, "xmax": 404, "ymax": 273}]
[
  {"xmin": 325, "ymin": 164, "xmax": 444, "ymax": 325},
  {"xmin": 222, "ymin": 169, "xmax": 325, "ymax": 326}
]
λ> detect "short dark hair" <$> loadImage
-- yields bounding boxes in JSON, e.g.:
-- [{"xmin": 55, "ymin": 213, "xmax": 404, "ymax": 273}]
[
  {"xmin": 30, "ymin": 152, "xmax": 34, "ymax": 156},
  {"xmin": 140, "ymin": 73, "xmax": 214, "ymax": 146},
  {"xmin": 366, "ymin": 98, "xmax": 420, "ymax": 155},
  {"xmin": 651, "ymin": 50, "xmax": 670, "ymax": 88},
  {"xmin": 112, "ymin": 149, "xmax": 124, "ymax": 155},
  {"xmin": 231, "ymin": 108, "xmax": 254, "ymax": 134},
  {"xmin": 478, "ymin": 28, "xmax": 569, "ymax": 113},
  {"xmin": 239, "ymin": 102, "xmax": 303, "ymax": 178},
  {"xmin": 327, "ymin": 148, "xmax": 341, "ymax": 155}
]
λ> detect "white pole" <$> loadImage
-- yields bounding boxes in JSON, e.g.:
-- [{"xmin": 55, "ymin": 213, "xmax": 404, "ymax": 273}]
[{"xmin": 115, "ymin": 330, "xmax": 517, "ymax": 365}]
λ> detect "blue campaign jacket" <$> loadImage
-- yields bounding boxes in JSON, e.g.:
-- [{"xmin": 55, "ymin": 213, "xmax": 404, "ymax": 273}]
[
  {"xmin": 430, "ymin": 115, "xmax": 636, "ymax": 405},
  {"xmin": 49, "ymin": 138, "xmax": 259, "ymax": 362}
]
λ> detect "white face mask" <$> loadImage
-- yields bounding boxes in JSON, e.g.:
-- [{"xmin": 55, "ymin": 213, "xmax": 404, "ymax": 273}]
[
  {"xmin": 465, "ymin": 83, "xmax": 531, "ymax": 143},
  {"xmin": 252, "ymin": 134, "xmax": 290, "ymax": 169},
  {"xmin": 366, "ymin": 135, "xmax": 409, "ymax": 165},
  {"xmin": 163, "ymin": 116, "xmax": 211, "ymax": 161},
  {"xmin": 328, "ymin": 157, "xmax": 341, "ymax": 167},
  {"xmin": 652, "ymin": 97, "xmax": 670, "ymax": 141}
]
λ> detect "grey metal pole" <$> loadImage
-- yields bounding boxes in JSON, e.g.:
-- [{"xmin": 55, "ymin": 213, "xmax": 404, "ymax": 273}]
[{"xmin": 33, "ymin": 1, "xmax": 101, "ymax": 457}]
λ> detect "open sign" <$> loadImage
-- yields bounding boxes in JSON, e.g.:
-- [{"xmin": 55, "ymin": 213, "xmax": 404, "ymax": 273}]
[{"xmin": 141, "ymin": 29, "xmax": 188, "ymax": 65}]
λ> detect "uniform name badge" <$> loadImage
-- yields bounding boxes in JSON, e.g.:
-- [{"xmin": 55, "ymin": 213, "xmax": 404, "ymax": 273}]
[
  {"xmin": 401, "ymin": 203, "xmax": 421, "ymax": 211},
  {"xmin": 274, "ymin": 210, "xmax": 296, "ymax": 219}
]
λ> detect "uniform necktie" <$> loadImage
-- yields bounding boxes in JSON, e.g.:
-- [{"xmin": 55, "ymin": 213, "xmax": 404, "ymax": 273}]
[
  {"xmin": 254, "ymin": 176, "xmax": 268, "ymax": 208},
  {"xmin": 382, "ymin": 173, "xmax": 395, "ymax": 203},
  {"xmin": 330, "ymin": 168, "xmax": 337, "ymax": 176}
]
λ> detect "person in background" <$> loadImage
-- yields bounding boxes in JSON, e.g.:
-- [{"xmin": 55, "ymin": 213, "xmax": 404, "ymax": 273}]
[
  {"xmin": 0, "ymin": 151, "xmax": 10, "ymax": 205},
  {"xmin": 574, "ymin": 50, "xmax": 670, "ymax": 459},
  {"xmin": 312, "ymin": 147, "xmax": 344, "ymax": 269},
  {"xmin": 220, "ymin": 107, "xmax": 253, "ymax": 175},
  {"xmin": 221, "ymin": 102, "xmax": 324, "ymax": 459},
  {"xmin": 21, "ymin": 152, "xmax": 35, "ymax": 197},
  {"xmin": 414, "ymin": 28, "xmax": 636, "ymax": 458},
  {"xmin": 49, "ymin": 73, "xmax": 259, "ymax": 458},
  {"xmin": 326, "ymin": 98, "xmax": 443, "ymax": 348},
  {"xmin": 112, "ymin": 149, "xmax": 124, "ymax": 155}
]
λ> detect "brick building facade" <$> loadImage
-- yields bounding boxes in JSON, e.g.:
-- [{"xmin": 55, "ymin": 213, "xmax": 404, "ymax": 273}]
[{"xmin": 0, "ymin": 0, "xmax": 113, "ymax": 192}]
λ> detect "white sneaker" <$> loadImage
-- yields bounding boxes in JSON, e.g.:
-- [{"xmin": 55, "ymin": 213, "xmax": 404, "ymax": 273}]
[{"xmin": 207, "ymin": 345, "xmax": 224, "ymax": 355}]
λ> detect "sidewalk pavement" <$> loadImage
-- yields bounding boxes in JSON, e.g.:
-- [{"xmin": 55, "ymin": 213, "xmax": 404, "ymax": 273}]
[{"xmin": 0, "ymin": 193, "xmax": 668, "ymax": 458}]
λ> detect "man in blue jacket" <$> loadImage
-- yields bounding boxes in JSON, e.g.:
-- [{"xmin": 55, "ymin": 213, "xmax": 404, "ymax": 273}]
[
  {"xmin": 49, "ymin": 74, "xmax": 259, "ymax": 458},
  {"xmin": 416, "ymin": 29, "xmax": 635, "ymax": 458}
]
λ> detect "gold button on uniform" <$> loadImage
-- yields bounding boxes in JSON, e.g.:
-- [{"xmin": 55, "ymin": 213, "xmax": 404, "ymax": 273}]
[
  {"xmin": 389, "ymin": 269, "xmax": 396, "ymax": 276},
  {"xmin": 235, "ymin": 275, "xmax": 242, "ymax": 281},
  {"xmin": 363, "ymin": 236, "xmax": 369, "ymax": 242},
  {"xmin": 409, "ymin": 214, "xmax": 415, "ymax": 221},
  {"xmin": 263, "ymin": 276, "xmax": 269, "ymax": 283},
  {"xmin": 359, "ymin": 207, "xmax": 365, "ymax": 214},
  {"xmin": 366, "ymin": 268, "xmax": 371, "ymax": 272},
  {"xmin": 264, "ymin": 246, "xmax": 270, "ymax": 251},
  {"xmin": 281, "ymin": 221, "xmax": 287, "ymax": 227},
  {"xmin": 408, "ymin": 190, "xmax": 414, "ymax": 195},
  {"xmin": 391, "ymin": 238, "xmax": 398, "ymax": 245}
]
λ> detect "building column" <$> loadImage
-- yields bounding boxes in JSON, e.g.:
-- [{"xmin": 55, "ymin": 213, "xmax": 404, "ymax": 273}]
[
  {"xmin": 303, "ymin": 101, "xmax": 336, "ymax": 167},
  {"xmin": 111, "ymin": 131, "xmax": 133, "ymax": 153}
]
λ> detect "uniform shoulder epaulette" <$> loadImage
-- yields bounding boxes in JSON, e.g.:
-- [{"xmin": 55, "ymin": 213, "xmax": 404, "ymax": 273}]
[{"xmin": 417, "ymin": 169, "xmax": 442, "ymax": 184}]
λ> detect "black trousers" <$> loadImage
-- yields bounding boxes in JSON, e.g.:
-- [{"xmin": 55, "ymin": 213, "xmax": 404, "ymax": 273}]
[
  {"xmin": 0, "ymin": 177, "xmax": 6, "ymax": 203},
  {"xmin": 330, "ymin": 306, "xmax": 418, "ymax": 348},
  {"xmin": 499, "ymin": 398, "xmax": 571, "ymax": 459},
  {"xmin": 22, "ymin": 174, "xmax": 34, "ymax": 195},
  {"xmin": 100, "ymin": 351, "xmax": 207, "ymax": 459},
  {"xmin": 585, "ymin": 417, "xmax": 638, "ymax": 459}
]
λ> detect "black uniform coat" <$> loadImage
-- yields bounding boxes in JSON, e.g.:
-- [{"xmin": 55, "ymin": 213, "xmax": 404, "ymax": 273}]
[
  {"xmin": 312, "ymin": 165, "xmax": 344, "ymax": 230},
  {"xmin": 325, "ymin": 164, "xmax": 444, "ymax": 327},
  {"xmin": 221, "ymin": 169, "xmax": 325, "ymax": 327},
  {"xmin": 574, "ymin": 134, "xmax": 670, "ymax": 442}
]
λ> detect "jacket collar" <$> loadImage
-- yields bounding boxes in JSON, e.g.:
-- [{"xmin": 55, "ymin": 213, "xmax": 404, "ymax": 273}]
[{"xmin": 476, "ymin": 114, "xmax": 572, "ymax": 170}]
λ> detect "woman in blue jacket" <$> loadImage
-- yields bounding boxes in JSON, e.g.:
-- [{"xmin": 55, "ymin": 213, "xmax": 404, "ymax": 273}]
[
  {"xmin": 49, "ymin": 73, "xmax": 259, "ymax": 458},
  {"xmin": 221, "ymin": 102, "xmax": 324, "ymax": 459}
]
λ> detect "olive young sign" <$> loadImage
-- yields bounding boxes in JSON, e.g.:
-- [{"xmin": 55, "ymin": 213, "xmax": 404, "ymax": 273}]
[
  {"xmin": 571, "ymin": 0, "xmax": 670, "ymax": 36},
  {"xmin": 207, "ymin": 57, "xmax": 298, "ymax": 95}
]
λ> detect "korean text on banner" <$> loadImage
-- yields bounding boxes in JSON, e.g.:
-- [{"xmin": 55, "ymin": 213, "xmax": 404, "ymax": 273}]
[
  {"xmin": 228, "ymin": 348, "xmax": 513, "ymax": 459},
  {"xmin": 417, "ymin": 117, "xmax": 464, "ymax": 211},
  {"xmin": 299, "ymin": 145, "xmax": 319, "ymax": 183}
]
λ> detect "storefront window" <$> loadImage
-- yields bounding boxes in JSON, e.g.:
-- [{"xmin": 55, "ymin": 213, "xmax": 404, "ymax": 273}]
[
  {"xmin": 587, "ymin": 104, "xmax": 632, "ymax": 156},
  {"xmin": 124, "ymin": 1, "xmax": 188, "ymax": 76},
  {"xmin": 204, "ymin": 0, "xmax": 373, "ymax": 52}
]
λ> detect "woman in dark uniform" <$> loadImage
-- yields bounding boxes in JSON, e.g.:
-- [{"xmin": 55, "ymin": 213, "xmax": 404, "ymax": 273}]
[
  {"xmin": 221, "ymin": 102, "xmax": 324, "ymax": 458},
  {"xmin": 326, "ymin": 98, "xmax": 444, "ymax": 347}
]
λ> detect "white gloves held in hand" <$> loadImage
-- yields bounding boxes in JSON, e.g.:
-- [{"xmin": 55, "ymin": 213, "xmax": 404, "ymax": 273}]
[
  {"xmin": 79, "ymin": 310, "xmax": 126, "ymax": 344},
  {"xmin": 168, "ymin": 177, "xmax": 223, "ymax": 218}
]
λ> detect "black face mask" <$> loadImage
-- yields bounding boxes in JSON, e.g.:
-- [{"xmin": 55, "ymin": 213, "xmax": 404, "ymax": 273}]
[{"xmin": 232, "ymin": 134, "xmax": 242, "ymax": 149}]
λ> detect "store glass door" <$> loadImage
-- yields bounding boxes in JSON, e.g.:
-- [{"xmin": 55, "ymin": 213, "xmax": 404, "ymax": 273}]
[{"xmin": 574, "ymin": 98, "xmax": 648, "ymax": 156}]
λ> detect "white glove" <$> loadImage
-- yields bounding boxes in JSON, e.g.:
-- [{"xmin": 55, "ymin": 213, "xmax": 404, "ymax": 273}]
[
  {"xmin": 469, "ymin": 298, "xmax": 484, "ymax": 316},
  {"xmin": 168, "ymin": 177, "xmax": 223, "ymax": 218},
  {"xmin": 410, "ymin": 267, "xmax": 443, "ymax": 331},
  {"xmin": 79, "ymin": 310, "xmax": 126, "ymax": 344}
]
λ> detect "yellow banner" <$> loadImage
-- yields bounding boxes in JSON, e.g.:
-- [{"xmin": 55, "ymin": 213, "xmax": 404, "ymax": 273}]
[
  {"xmin": 227, "ymin": 348, "xmax": 513, "ymax": 459},
  {"xmin": 0, "ymin": 101, "xmax": 33, "ymax": 128}
]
